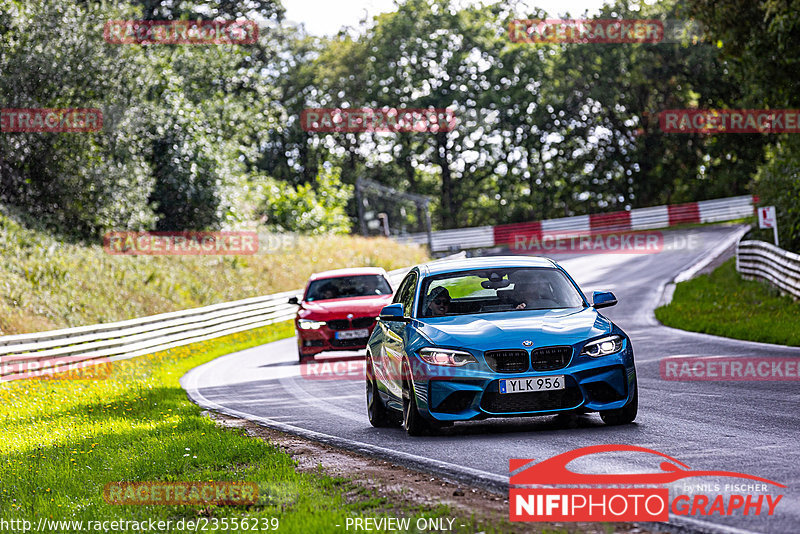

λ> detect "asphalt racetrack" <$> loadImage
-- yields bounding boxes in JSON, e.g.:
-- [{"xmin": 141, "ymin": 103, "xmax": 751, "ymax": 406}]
[{"xmin": 182, "ymin": 225, "xmax": 800, "ymax": 534}]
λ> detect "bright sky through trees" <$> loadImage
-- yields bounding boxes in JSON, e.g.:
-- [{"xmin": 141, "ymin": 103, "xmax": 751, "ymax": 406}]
[{"xmin": 284, "ymin": 0, "xmax": 610, "ymax": 35}]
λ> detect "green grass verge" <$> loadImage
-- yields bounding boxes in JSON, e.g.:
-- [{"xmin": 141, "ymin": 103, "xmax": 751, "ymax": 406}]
[
  {"xmin": 655, "ymin": 258, "xmax": 800, "ymax": 346},
  {"xmin": 0, "ymin": 322, "xmax": 500, "ymax": 533}
]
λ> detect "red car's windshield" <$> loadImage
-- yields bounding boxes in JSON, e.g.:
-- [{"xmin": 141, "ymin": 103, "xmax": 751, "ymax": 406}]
[{"xmin": 305, "ymin": 275, "xmax": 392, "ymax": 301}]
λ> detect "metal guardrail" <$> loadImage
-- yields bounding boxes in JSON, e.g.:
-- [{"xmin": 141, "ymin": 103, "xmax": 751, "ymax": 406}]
[
  {"xmin": 736, "ymin": 240, "xmax": 800, "ymax": 300},
  {"xmin": 398, "ymin": 195, "xmax": 756, "ymax": 252},
  {"xmin": 0, "ymin": 254, "xmax": 465, "ymax": 381}
]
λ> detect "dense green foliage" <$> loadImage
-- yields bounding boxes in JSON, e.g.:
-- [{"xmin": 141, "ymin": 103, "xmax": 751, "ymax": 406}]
[
  {"xmin": 258, "ymin": 166, "xmax": 353, "ymax": 234},
  {"xmin": 750, "ymin": 137, "xmax": 800, "ymax": 251},
  {"xmin": 278, "ymin": 0, "xmax": 773, "ymax": 229},
  {"xmin": 0, "ymin": 0, "xmax": 797, "ymax": 243},
  {"xmin": 685, "ymin": 0, "xmax": 800, "ymax": 251},
  {"xmin": 656, "ymin": 259, "xmax": 800, "ymax": 346}
]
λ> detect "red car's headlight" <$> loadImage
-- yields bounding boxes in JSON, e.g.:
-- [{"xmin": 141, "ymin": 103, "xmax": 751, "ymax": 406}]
[{"xmin": 298, "ymin": 319, "xmax": 326, "ymax": 330}]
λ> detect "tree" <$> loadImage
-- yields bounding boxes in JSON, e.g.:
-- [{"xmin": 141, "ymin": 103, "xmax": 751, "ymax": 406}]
[
  {"xmin": 687, "ymin": 0, "xmax": 800, "ymax": 250},
  {"xmin": 685, "ymin": 0, "xmax": 800, "ymax": 109},
  {"xmin": 258, "ymin": 165, "xmax": 352, "ymax": 234},
  {"xmin": 0, "ymin": 0, "xmax": 285, "ymax": 235},
  {"xmin": 0, "ymin": 0, "xmax": 157, "ymax": 236}
]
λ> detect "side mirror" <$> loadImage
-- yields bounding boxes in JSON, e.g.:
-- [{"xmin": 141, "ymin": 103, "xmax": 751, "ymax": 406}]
[
  {"xmin": 379, "ymin": 303, "xmax": 410, "ymax": 322},
  {"xmin": 288, "ymin": 296, "xmax": 299, "ymax": 305},
  {"xmin": 592, "ymin": 291, "xmax": 617, "ymax": 309}
]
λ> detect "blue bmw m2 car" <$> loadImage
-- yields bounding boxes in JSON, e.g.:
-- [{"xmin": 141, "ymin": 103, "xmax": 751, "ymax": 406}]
[{"xmin": 365, "ymin": 256, "xmax": 637, "ymax": 435}]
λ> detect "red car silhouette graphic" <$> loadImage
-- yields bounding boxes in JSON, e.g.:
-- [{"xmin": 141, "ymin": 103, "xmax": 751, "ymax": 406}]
[{"xmin": 510, "ymin": 444, "xmax": 785, "ymax": 487}]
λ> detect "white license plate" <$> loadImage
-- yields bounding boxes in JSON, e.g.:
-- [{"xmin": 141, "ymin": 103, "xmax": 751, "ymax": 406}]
[
  {"xmin": 499, "ymin": 375, "xmax": 565, "ymax": 394},
  {"xmin": 335, "ymin": 328, "xmax": 370, "ymax": 340}
]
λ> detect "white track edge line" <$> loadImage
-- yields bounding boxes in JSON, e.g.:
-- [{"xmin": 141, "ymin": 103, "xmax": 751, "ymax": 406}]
[
  {"xmin": 180, "ymin": 362, "xmax": 508, "ymax": 487},
  {"xmin": 182, "ymin": 358, "xmax": 769, "ymax": 534}
]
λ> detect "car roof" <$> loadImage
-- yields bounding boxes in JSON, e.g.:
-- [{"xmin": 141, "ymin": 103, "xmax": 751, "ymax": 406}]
[
  {"xmin": 419, "ymin": 255, "xmax": 557, "ymax": 276},
  {"xmin": 308, "ymin": 266, "xmax": 388, "ymax": 281}
]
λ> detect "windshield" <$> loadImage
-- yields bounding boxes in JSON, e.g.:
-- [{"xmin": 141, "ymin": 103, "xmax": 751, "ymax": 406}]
[
  {"xmin": 418, "ymin": 268, "xmax": 585, "ymax": 317},
  {"xmin": 305, "ymin": 274, "xmax": 392, "ymax": 301}
]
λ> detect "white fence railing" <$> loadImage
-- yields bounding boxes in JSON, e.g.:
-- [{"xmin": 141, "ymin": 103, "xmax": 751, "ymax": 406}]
[
  {"xmin": 0, "ymin": 255, "xmax": 464, "ymax": 382},
  {"xmin": 736, "ymin": 240, "xmax": 800, "ymax": 300},
  {"xmin": 398, "ymin": 194, "xmax": 756, "ymax": 252}
]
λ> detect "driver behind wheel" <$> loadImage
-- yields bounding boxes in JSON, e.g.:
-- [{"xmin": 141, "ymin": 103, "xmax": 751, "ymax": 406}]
[
  {"xmin": 514, "ymin": 279, "xmax": 554, "ymax": 310},
  {"xmin": 424, "ymin": 286, "xmax": 451, "ymax": 317}
]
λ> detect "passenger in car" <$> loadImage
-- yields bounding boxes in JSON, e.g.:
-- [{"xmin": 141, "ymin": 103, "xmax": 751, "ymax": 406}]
[{"xmin": 319, "ymin": 283, "xmax": 338, "ymax": 300}]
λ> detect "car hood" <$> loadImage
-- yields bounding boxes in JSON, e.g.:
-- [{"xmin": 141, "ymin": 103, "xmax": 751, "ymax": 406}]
[
  {"xmin": 416, "ymin": 307, "xmax": 612, "ymax": 349},
  {"xmin": 300, "ymin": 295, "xmax": 393, "ymax": 319}
]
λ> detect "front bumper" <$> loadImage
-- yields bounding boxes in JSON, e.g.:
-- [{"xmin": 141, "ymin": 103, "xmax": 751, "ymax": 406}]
[
  {"xmin": 410, "ymin": 343, "xmax": 636, "ymax": 422},
  {"xmin": 296, "ymin": 323, "xmax": 376, "ymax": 356}
]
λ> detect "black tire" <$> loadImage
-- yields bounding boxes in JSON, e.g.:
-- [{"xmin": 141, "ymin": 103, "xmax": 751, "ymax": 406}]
[
  {"xmin": 298, "ymin": 349, "xmax": 313, "ymax": 364},
  {"xmin": 366, "ymin": 357, "xmax": 394, "ymax": 427},
  {"xmin": 401, "ymin": 361, "xmax": 436, "ymax": 436},
  {"xmin": 600, "ymin": 378, "xmax": 638, "ymax": 425}
]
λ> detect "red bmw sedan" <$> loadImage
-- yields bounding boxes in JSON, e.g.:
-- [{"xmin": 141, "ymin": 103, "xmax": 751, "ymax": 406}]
[{"xmin": 289, "ymin": 267, "xmax": 394, "ymax": 362}]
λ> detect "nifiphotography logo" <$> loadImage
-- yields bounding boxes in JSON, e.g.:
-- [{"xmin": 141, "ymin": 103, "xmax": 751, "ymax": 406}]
[{"xmin": 509, "ymin": 444, "xmax": 784, "ymax": 522}]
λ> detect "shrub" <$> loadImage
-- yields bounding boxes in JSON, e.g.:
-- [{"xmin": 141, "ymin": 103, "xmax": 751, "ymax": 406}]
[
  {"xmin": 753, "ymin": 135, "xmax": 800, "ymax": 252},
  {"xmin": 259, "ymin": 166, "xmax": 353, "ymax": 234}
]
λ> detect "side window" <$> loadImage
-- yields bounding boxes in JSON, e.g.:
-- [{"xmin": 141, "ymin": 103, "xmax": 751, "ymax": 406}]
[
  {"xmin": 393, "ymin": 272, "xmax": 418, "ymax": 317},
  {"xmin": 402, "ymin": 273, "xmax": 417, "ymax": 317},
  {"xmin": 392, "ymin": 275, "xmax": 411, "ymax": 304}
]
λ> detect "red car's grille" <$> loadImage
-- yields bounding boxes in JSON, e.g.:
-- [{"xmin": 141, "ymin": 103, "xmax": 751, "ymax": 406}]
[
  {"xmin": 326, "ymin": 317, "xmax": 376, "ymax": 330},
  {"xmin": 326, "ymin": 319, "xmax": 349, "ymax": 330},
  {"xmin": 352, "ymin": 317, "xmax": 376, "ymax": 329}
]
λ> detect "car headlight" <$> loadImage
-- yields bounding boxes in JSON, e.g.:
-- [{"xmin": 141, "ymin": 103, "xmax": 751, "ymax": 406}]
[
  {"xmin": 580, "ymin": 335, "xmax": 624, "ymax": 357},
  {"xmin": 419, "ymin": 348, "xmax": 477, "ymax": 367},
  {"xmin": 298, "ymin": 319, "xmax": 327, "ymax": 330}
]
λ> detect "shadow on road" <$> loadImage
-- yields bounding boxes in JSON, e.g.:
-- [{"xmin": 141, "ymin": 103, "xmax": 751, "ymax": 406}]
[
  {"xmin": 366, "ymin": 412, "xmax": 646, "ymax": 440},
  {"xmin": 257, "ymin": 352, "xmax": 366, "ymax": 369}
]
